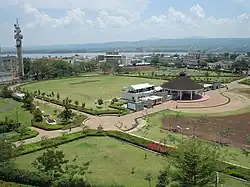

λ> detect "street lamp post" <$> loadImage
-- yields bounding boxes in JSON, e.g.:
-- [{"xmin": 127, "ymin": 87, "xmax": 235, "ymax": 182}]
[{"xmin": 177, "ymin": 125, "xmax": 190, "ymax": 142}]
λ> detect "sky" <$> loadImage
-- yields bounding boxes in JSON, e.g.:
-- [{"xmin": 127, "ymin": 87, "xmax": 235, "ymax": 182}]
[{"xmin": 0, "ymin": 0, "xmax": 250, "ymax": 47}]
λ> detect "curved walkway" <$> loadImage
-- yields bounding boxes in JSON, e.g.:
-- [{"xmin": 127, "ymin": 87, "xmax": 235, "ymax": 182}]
[{"xmin": 14, "ymin": 77, "xmax": 250, "ymax": 145}]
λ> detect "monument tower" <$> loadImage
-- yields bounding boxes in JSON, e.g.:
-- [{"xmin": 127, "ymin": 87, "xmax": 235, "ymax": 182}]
[{"xmin": 14, "ymin": 19, "xmax": 24, "ymax": 78}]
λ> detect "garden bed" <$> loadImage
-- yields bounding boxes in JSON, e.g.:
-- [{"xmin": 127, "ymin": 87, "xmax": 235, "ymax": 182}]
[{"xmin": 32, "ymin": 115, "xmax": 87, "ymax": 131}]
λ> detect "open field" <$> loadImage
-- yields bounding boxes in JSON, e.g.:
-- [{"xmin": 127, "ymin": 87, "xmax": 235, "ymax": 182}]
[
  {"xmin": 15, "ymin": 137, "xmax": 167, "ymax": 187},
  {"xmin": 14, "ymin": 137, "xmax": 248, "ymax": 187},
  {"xmin": 22, "ymin": 76, "xmax": 165, "ymax": 108},
  {"xmin": 0, "ymin": 98, "xmax": 59, "ymax": 126},
  {"xmin": 0, "ymin": 98, "xmax": 32, "ymax": 125},
  {"xmin": 133, "ymin": 110, "xmax": 250, "ymax": 168}
]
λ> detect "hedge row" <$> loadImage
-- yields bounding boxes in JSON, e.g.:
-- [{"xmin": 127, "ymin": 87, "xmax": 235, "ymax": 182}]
[
  {"xmin": 35, "ymin": 95, "xmax": 129, "ymax": 116},
  {"xmin": 118, "ymin": 74, "xmax": 242, "ymax": 83},
  {"xmin": 15, "ymin": 129, "xmax": 173, "ymax": 157},
  {"xmin": 14, "ymin": 129, "xmax": 250, "ymax": 182},
  {"xmin": 10, "ymin": 129, "xmax": 39, "ymax": 142}
]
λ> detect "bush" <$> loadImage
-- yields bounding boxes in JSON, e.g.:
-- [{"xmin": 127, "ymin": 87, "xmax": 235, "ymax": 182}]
[
  {"xmin": 0, "ymin": 167, "xmax": 53, "ymax": 187},
  {"xmin": 11, "ymin": 129, "xmax": 39, "ymax": 142},
  {"xmin": 0, "ymin": 121, "xmax": 21, "ymax": 134}
]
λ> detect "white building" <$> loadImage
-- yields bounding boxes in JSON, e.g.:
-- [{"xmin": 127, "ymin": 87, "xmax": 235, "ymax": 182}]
[{"xmin": 122, "ymin": 83, "xmax": 155, "ymax": 102}]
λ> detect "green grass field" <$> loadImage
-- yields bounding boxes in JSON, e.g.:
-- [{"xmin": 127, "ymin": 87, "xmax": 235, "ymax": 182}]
[
  {"xmin": 0, "ymin": 98, "xmax": 32, "ymax": 125},
  {"xmin": 22, "ymin": 76, "xmax": 165, "ymax": 108},
  {"xmin": 132, "ymin": 110, "xmax": 250, "ymax": 168},
  {"xmin": 0, "ymin": 97, "xmax": 59, "ymax": 126},
  {"xmin": 15, "ymin": 137, "xmax": 248, "ymax": 187}
]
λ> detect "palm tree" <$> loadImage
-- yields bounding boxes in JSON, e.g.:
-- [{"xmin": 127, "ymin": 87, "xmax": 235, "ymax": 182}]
[{"xmin": 74, "ymin": 100, "xmax": 79, "ymax": 107}]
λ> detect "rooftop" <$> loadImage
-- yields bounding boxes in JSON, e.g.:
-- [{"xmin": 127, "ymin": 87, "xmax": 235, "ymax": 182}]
[
  {"xmin": 161, "ymin": 72, "xmax": 203, "ymax": 90},
  {"xmin": 129, "ymin": 83, "xmax": 154, "ymax": 91}
]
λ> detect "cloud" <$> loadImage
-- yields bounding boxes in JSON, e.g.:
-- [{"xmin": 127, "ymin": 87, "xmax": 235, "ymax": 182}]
[
  {"xmin": 1, "ymin": 2, "xmax": 250, "ymax": 46},
  {"xmin": 23, "ymin": 4, "xmax": 88, "ymax": 28},
  {"xmin": 2, "ymin": 0, "xmax": 149, "ymax": 12},
  {"xmin": 189, "ymin": 4, "xmax": 205, "ymax": 18}
]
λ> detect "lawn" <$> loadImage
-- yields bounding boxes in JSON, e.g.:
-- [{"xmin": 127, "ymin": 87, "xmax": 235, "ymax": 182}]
[
  {"xmin": 22, "ymin": 76, "xmax": 165, "ymax": 108},
  {"xmin": 0, "ymin": 98, "xmax": 32, "ymax": 126},
  {"xmin": 132, "ymin": 110, "xmax": 250, "ymax": 168},
  {"xmin": 0, "ymin": 98, "xmax": 60, "ymax": 126},
  {"xmin": 14, "ymin": 137, "xmax": 248, "ymax": 187},
  {"xmin": 15, "ymin": 137, "xmax": 168, "ymax": 187}
]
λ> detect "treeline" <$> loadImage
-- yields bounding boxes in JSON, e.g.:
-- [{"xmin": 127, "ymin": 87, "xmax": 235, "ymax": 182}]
[{"xmin": 23, "ymin": 58, "xmax": 99, "ymax": 80}]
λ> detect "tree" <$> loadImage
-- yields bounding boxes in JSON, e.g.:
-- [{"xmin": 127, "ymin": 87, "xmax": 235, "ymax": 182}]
[
  {"xmin": 170, "ymin": 138, "xmax": 221, "ymax": 186},
  {"xmin": 23, "ymin": 57, "xmax": 31, "ymax": 79},
  {"xmin": 0, "ymin": 138, "xmax": 15, "ymax": 167},
  {"xmin": 57, "ymin": 93, "xmax": 60, "ymax": 100},
  {"xmin": 22, "ymin": 93, "xmax": 35, "ymax": 111},
  {"xmin": 32, "ymin": 148, "xmax": 69, "ymax": 177},
  {"xmin": 97, "ymin": 99, "xmax": 104, "ymax": 105},
  {"xmin": 144, "ymin": 173, "xmax": 152, "ymax": 187},
  {"xmin": 32, "ymin": 107, "xmax": 43, "ymax": 122},
  {"xmin": 0, "ymin": 86, "xmax": 12, "ymax": 98},
  {"xmin": 59, "ymin": 99, "xmax": 74, "ymax": 122},
  {"xmin": 53, "ymin": 158, "xmax": 91, "ymax": 187},
  {"xmin": 81, "ymin": 102, "xmax": 86, "ymax": 108},
  {"xmin": 151, "ymin": 55, "xmax": 160, "ymax": 68},
  {"xmin": 74, "ymin": 100, "xmax": 79, "ymax": 107},
  {"xmin": 51, "ymin": 91, "xmax": 55, "ymax": 98},
  {"xmin": 156, "ymin": 168, "xmax": 170, "ymax": 187}
]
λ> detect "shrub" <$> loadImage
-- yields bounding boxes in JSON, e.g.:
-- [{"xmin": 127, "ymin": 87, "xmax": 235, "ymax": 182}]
[
  {"xmin": 111, "ymin": 98, "xmax": 118, "ymax": 105},
  {"xmin": 32, "ymin": 108, "xmax": 43, "ymax": 122},
  {"xmin": 0, "ymin": 167, "xmax": 53, "ymax": 187}
]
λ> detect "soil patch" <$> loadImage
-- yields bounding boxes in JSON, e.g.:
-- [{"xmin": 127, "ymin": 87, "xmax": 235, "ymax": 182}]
[
  {"xmin": 70, "ymin": 80, "xmax": 100, "ymax": 85},
  {"xmin": 162, "ymin": 113, "xmax": 250, "ymax": 148}
]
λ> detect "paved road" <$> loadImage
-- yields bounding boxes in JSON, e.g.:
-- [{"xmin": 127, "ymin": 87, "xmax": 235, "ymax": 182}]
[{"xmin": 14, "ymin": 76, "xmax": 250, "ymax": 145}]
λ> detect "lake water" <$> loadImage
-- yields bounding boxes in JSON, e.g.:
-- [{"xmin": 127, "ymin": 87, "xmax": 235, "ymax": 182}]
[{"xmin": 4, "ymin": 52, "xmax": 188, "ymax": 58}]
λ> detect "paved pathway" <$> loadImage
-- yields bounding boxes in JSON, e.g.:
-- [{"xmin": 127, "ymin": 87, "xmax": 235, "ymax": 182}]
[{"xmin": 14, "ymin": 76, "xmax": 250, "ymax": 145}]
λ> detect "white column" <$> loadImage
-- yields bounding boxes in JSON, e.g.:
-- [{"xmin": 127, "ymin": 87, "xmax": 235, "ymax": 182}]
[
  {"xmin": 180, "ymin": 91, "xmax": 182, "ymax": 100},
  {"xmin": 190, "ymin": 91, "xmax": 193, "ymax": 100}
]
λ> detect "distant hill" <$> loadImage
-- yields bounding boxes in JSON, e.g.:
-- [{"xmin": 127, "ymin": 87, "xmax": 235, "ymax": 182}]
[{"xmin": 2, "ymin": 38, "xmax": 250, "ymax": 54}]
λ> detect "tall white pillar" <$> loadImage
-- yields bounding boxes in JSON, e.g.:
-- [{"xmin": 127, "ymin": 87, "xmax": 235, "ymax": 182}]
[
  {"xmin": 190, "ymin": 91, "xmax": 193, "ymax": 100},
  {"xmin": 180, "ymin": 91, "xmax": 182, "ymax": 100}
]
